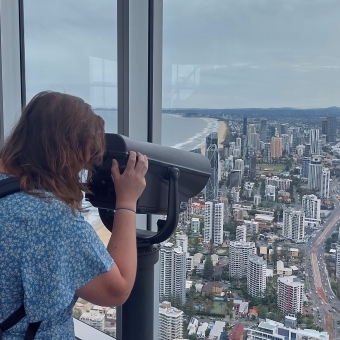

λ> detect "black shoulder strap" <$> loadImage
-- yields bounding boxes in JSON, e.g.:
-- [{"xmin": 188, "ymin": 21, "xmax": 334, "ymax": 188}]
[
  {"xmin": 0, "ymin": 177, "xmax": 21, "ymax": 198},
  {"xmin": 0, "ymin": 178, "xmax": 41, "ymax": 340},
  {"xmin": 0, "ymin": 305, "xmax": 41, "ymax": 340}
]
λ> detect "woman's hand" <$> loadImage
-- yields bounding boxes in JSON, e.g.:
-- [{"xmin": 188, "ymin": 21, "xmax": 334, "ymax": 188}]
[{"xmin": 111, "ymin": 151, "xmax": 148, "ymax": 210}]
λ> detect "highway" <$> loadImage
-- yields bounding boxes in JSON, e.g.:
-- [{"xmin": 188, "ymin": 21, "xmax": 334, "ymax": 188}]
[{"xmin": 305, "ymin": 180, "xmax": 340, "ymax": 340}]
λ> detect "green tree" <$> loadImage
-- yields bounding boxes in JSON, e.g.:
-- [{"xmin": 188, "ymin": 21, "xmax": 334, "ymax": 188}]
[
  {"xmin": 203, "ymin": 255, "xmax": 214, "ymax": 280},
  {"xmin": 189, "ymin": 335, "xmax": 198, "ymax": 340}
]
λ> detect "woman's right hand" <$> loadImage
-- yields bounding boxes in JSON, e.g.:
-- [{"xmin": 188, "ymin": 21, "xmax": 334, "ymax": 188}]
[{"xmin": 111, "ymin": 151, "xmax": 148, "ymax": 210}]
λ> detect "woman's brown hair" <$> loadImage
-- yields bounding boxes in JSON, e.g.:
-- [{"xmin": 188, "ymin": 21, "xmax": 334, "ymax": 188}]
[{"xmin": 0, "ymin": 91, "xmax": 105, "ymax": 212}]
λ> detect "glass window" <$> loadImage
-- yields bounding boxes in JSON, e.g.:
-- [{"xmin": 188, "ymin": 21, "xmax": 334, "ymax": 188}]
[
  {"xmin": 24, "ymin": 0, "xmax": 117, "ymax": 133},
  {"xmin": 162, "ymin": 1, "xmax": 340, "ymax": 339},
  {"xmin": 24, "ymin": 1, "xmax": 117, "ymax": 338}
]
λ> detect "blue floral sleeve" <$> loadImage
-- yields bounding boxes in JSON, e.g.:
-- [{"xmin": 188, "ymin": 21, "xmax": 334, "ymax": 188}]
[{"xmin": 20, "ymin": 201, "xmax": 114, "ymax": 323}]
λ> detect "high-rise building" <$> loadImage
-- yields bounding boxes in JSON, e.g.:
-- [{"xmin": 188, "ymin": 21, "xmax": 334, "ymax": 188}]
[
  {"xmin": 249, "ymin": 132, "xmax": 260, "ymax": 150},
  {"xmin": 320, "ymin": 167, "xmax": 330, "ymax": 198},
  {"xmin": 249, "ymin": 155, "xmax": 256, "ymax": 180},
  {"xmin": 159, "ymin": 301, "xmax": 183, "ymax": 340},
  {"xmin": 205, "ymin": 144, "xmax": 219, "ymax": 201},
  {"xmin": 243, "ymin": 117, "xmax": 248, "ymax": 136},
  {"xmin": 234, "ymin": 158, "xmax": 245, "ymax": 177},
  {"xmin": 281, "ymin": 134, "xmax": 290, "ymax": 153},
  {"xmin": 265, "ymin": 184, "xmax": 276, "ymax": 201},
  {"xmin": 301, "ymin": 157, "xmax": 310, "ymax": 179},
  {"xmin": 309, "ymin": 129, "xmax": 320, "ymax": 155},
  {"xmin": 308, "ymin": 156, "xmax": 322, "ymax": 190},
  {"xmin": 280, "ymin": 124, "xmax": 288, "ymax": 136},
  {"xmin": 248, "ymin": 124, "xmax": 256, "ymax": 135},
  {"xmin": 263, "ymin": 143, "xmax": 271, "ymax": 163},
  {"xmin": 260, "ymin": 119, "xmax": 267, "ymax": 142},
  {"xmin": 302, "ymin": 194, "xmax": 321, "ymax": 221},
  {"xmin": 191, "ymin": 217, "xmax": 200, "ymax": 233},
  {"xmin": 290, "ymin": 128, "xmax": 298, "ymax": 153},
  {"xmin": 159, "ymin": 243, "xmax": 186, "ymax": 305},
  {"xmin": 206, "ymin": 132, "xmax": 218, "ymax": 148},
  {"xmin": 229, "ymin": 241, "xmax": 256, "ymax": 278},
  {"xmin": 282, "ymin": 209, "xmax": 304, "ymax": 240},
  {"xmin": 268, "ymin": 126, "xmax": 276, "ymax": 139},
  {"xmin": 326, "ymin": 117, "xmax": 337, "ymax": 143},
  {"xmin": 277, "ymin": 276, "xmax": 304, "ymax": 315},
  {"xmin": 235, "ymin": 137, "xmax": 242, "ymax": 149},
  {"xmin": 322, "ymin": 120, "xmax": 327, "ymax": 135},
  {"xmin": 204, "ymin": 201, "xmax": 224, "ymax": 245},
  {"xmin": 247, "ymin": 256, "xmax": 267, "ymax": 297},
  {"xmin": 229, "ymin": 170, "xmax": 241, "ymax": 189},
  {"xmin": 270, "ymin": 136, "xmax": 282, "ymax": 159},
  {"xmin": 176, "ymin": 234, "xmax": 188, "ymax": 253},
  {"xmin": 303, "ymin": 143, "xmax": 311, "ymax": 157},
  {"xmin": 336, "ymin": 245, "xmax": 340, "ymax": 279},
  {"xmin": 236, "ymin": 225, "xmax": 247, "ymax": 242}
]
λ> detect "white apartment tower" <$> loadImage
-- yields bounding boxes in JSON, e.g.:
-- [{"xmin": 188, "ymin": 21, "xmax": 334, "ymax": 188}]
[
  {"xmin": 176, "ymin": 234, "xmax": 188, "ymax": 253},
  {"xmin": 213, "ymin": 203, "xmax": 224, "ymax": 245},
  {"xmin": 159, "ymin": 301, "xmax": 183, "ymax": 340},
  {"xmin": 204, "ymin": 202, "xmax": 213, "ymax": 243},
  {"xmin": 282, "ymin": 209, "xmax": 304, "ymax": 240},
  {"xmin": 320, "ymin": 167, "xmax": 330, "ymax": 198},
  {"xmin": 277, "ymin": 276, "xmax": 304, "ymax": 315},
  {"xmin": 204, "ymin": 201, "xmax": 224, "ymax": 245},
  {"xmin": 302, "ymin": 194, "xmax": 321, "ymax": 221},
  {"xmin": 159, "ymin": 243, "xmax": 186, "ymax": 305},
  {"xmin": 310, "ymin": 129, "xmax": 320, "ymax": 155},
  {"xmin": 308, "ymin": 156, "xmax": 322, "ymax": 190},
  {"xmin": 229, "ymin": 241, "xmax": 256, "ymax": 278},
  {"xmin": 247, "ymin": 256, "xmax": 267, "ymax": 297},
  {"xmin": 236, "ymin": 225, "xmax": 247, "ymax": 242}
]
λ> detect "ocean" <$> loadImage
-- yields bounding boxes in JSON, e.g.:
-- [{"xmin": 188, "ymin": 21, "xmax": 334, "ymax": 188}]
[{"xmin": 95, "ymin": 109, "xmax": 220, "ymax": 150}]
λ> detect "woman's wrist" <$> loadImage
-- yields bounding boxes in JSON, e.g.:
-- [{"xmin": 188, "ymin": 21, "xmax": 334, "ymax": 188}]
[{"xmin": 115, "ymin": 200, "xmax": 137, "ymax": 211}]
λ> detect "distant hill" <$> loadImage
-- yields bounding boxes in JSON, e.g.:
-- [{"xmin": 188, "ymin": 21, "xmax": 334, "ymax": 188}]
[{"xmin": 162, "ymin": 107, "xmax": 340, "ymax": 119}]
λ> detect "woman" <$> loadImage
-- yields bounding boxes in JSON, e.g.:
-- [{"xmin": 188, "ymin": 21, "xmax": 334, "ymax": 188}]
[{"xmin": 0, "ymin": 91, "xmax": 148, "ymax": 339}]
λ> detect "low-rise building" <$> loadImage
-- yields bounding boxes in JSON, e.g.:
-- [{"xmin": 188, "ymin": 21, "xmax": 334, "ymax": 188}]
[
  {"xmin": 80, "ymin": 310, "xmax": 105, "ymax": 332},
  {"xmin": 247, "ymin": 318, "xmax": 329, "ymax": 340},
  {"xmin": 208, "ymin": 321, "xmax": 226, "ymax": 340},
  {"xmin": 197, "ymin": 322, "xmax": 209, "ymax": 339},
  {"xmin": 229, "ymin": 323, "xmax": 244, "ymax": 340},
  {"xmin": 276, "ymin": 260, "xmax": 293, "ymax": 276},
  {"xmin": 187, "ymin": 317, "xmax": 199, "ymax": 335}
]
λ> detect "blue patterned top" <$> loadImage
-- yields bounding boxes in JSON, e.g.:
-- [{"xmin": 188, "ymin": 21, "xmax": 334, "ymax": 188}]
[{"xmin": 0, "ymin": 174, "xmax": 114, "ymax": 339}]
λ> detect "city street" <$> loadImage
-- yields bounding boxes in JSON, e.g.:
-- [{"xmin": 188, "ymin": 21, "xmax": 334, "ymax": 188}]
[{"xmin": 305, "ymin": 180, "xmax": 340, "ymax": 340}]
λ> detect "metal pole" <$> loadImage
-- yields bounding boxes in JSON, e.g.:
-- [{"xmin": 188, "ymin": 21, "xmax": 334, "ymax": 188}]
[{"xmin": 121, "ymin": 244, "xmax": 160, "ymax": 340}]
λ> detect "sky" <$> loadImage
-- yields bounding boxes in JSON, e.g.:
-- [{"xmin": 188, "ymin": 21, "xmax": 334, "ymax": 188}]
[{"xmin": 24, "ymin": 0, "xmax": 340, "ymax": 109}]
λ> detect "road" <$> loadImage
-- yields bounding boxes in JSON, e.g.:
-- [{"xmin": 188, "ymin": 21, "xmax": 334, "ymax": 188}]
[{"xmin": 305, "ymin": 180, "xmax": 340, "ymax": 340}]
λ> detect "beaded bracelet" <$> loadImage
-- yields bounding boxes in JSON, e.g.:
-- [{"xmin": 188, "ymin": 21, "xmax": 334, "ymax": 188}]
[{"xmin": 115, "ymin": 207, "xmax": 137, "ymax": 214}]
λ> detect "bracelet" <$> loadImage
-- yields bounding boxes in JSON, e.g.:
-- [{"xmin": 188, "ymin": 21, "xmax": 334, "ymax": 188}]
[{"xmin": 115, "ymin": 207, "xmax": 136, "ymax": 214}]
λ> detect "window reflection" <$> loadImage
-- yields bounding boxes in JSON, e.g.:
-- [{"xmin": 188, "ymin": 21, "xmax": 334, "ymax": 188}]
[{"xmin": 24, "ymin": 1, "xmax": 117, "ymax": 338}]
